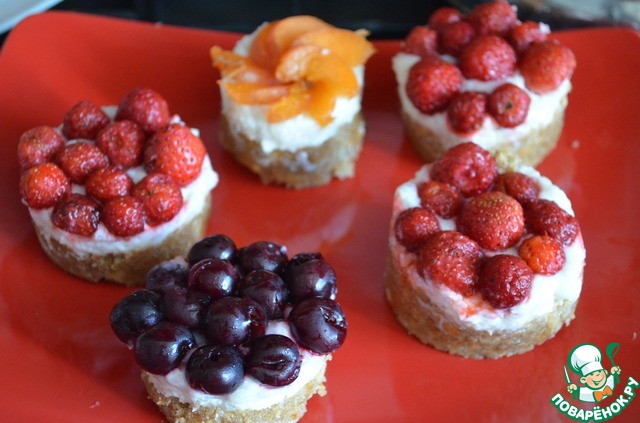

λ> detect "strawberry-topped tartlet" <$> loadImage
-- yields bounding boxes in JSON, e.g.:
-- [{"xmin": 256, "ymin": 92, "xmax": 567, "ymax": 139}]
[
  {"xmin": 18, "ymin": 88, "xmax": 218, "ymax": 286},
  {"xmin": 393, "ymin": 0, "xmax": 576, "ymax": 165},
  {"xmin": 110, "ymin": 234, "xmax": 347, "ymax": 422},
  {"xmin": 385, "ymin": 142, "xmax": 586, "ymax": 358},
  {"xmin": 210, "ymin": 15, "xmax": 374, "ymax": 188}
]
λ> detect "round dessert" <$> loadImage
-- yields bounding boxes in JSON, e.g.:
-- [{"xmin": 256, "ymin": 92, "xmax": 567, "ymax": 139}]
[
  {"xmin": 18, "ymin": 88, "xmax": 218, "ymax": 286},
  {"xmin": 210, "ymin": 15, "xmax": 375, "ymax": 188},
  {"xmin": 392, "ymin": 1, "xmax": 576, "ymax": 165},
  {"xmin": 385, "ymin": 142, "xmax": 586, "ymax": 358},
  {"xmin": 110, "ymin": 234, "xmax": 347, "ymax": 422}
]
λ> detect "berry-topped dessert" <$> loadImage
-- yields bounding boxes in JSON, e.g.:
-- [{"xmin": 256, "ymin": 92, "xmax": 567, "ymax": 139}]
[
  {"xmin": 110, "ymin": 234, "xmax": 347, "ymax": 422},
  {"xmin": 385, "ymin": 142, "xmax": 585, "ymax": 358},
  {"xmin": 18, "ymin": 88, "xmax": 218, "ymax": 286},
  {"xmin": 392, "ymin": 0, "xmax": 576, "ymax": 165},
  {"xmin": 210, "ymin": 15, "xmax": 374, "ymax": 188}
]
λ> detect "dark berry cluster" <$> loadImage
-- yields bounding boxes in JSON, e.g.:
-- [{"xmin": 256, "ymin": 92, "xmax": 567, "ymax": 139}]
[
  {"xmin": 394, "ymin": 142, "xmax": 580, "ymax": 309},
  {"xmin": 110, "ymin": 234, "xmax": 347, "ymax": 395},
  {"xmin": 18, "ymin": 88, "xmax": 206, "ymax": 238}
]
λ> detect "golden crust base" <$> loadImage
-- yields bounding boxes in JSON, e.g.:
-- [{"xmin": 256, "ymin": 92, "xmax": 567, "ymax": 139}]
[
  {"xmin": 33, "ymin": 193, "xmax": 211, "ymax": 287},
  {"xmin": 218, "ymin": 113, "xmax": 364, "ymax": 189}
]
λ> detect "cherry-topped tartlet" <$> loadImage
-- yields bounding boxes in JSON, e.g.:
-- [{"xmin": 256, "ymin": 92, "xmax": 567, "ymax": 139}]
[
  {"xmin": 393, "ymin": 0, "xmax": 576, "ymax": 165},
  {"xmin": 385, "ymin": 142, "xmax": 585, "ymax": 358},
  {"xmin": 110, "ymin": 234, "xmax": 347, "ymax": 423},
  {"xmin": 18, "ymin": 88, "xmax": 218, "ymax": 286}
]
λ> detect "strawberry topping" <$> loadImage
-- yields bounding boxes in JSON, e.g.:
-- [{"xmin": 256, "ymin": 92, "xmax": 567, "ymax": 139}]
[
  {"xmin": 427, "ymin": 7, "xmax": 462, "ymax": 31},
  {"xmin": 430, "ymin": 142, "xmax": 497, "ymax": 197},
  {"xmin": 466, "ymin": 0, "xmax": 517, "ymax": 37},
  {"xmin": 19, "ymin": 162, "xmax": 70, "ymax": 209},
  {"xmin": 56, "ymin": 141, "xmax": 109, "ymax": 184},
  {"xmin": 417, "ymin": 180, "xmax": 463, "ymax": 218},
  {"xmin": 18, "ymin": 126, "xmax": 65, "ymax": 170},
  {"xmin": 85, "ymin": 166, "xmax": 134, "ymax": 203},
  {"xmin": 520, "ymin": 39, "xmax": 576, "ymax": 94},
  {"xmin": 62, "ymin": 100, "xmax": 110, "ymax": 140},
  {"xmin": 394, "ymin": 207, "xmax": 441, "ymax": 251},
  {"xmin": 116, "ymin": 88, "xmax": 170, "ymax": 134},
  {"xmin": 403, "ymin": 26, "xmax": 438, "ymax": 57},
  {"xmin": 478, "ymin": 254, "xmax": 533, "ymax": 309},
  {"xmin": 458, "ymin": 35, "xmax": 516, "ymax": 81},
  {"xmin": 132, "ymin": 173, "xmax": 184, "ymax": 226},
  {"xmin": 437, "ymin": 21, "xmax": 476, "ymax": 57},
  {"xmin": 508, "ymin": 21, "xmax": 547, "ymax": 56},
  {"xmin": 487, "ymin": 83, "xmax": 531, "ymax": 128},
  {"xmin": 51, "ymin": 193, "xmax": 101, "ymax": 236},
  {"xmin": 102, "ymin": 196, "xmax": 146, "ymax": 237},
  {"xmin": 491, "ymin": 171, "xmax": 539, "ymax": 206},
  {"xmin": 524, "ymin": 199, "xmax": 580, "ymax": 246},
  {"xmin": 96, "ymin": 120, "xmax": 146, "ymax": 169},
  {"xmin": 406, "ymin": 57, "xmax": 463, "ymax": 115},
  {"xmin": 447, "ymin": 91, "xmax": 487, "ymax": 134},
  {"xmin": 518, "ymin": 235, "xmax": 566, "ymax": 275}
]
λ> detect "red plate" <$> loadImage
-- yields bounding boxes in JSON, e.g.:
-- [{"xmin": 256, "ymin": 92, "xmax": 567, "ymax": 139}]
[{"xmin": 0, "ymin": 12, "xmax": 639, "ymax": 422}]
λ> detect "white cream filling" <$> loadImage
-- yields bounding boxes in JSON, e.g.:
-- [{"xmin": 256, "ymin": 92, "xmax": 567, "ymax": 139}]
[
  {"xmin": 390, "ymin": 165, "xmax": 586, "ymax": 333},
  {"xmin": 146, "ymin": 321, "xmax": 329, "ymax": 411}
]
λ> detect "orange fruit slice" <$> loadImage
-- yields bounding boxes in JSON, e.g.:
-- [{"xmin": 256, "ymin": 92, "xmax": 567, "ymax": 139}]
[
  {"xmin": 292, "ymin": 27, "xmax": 375, "ymax": 67},
  {"xmin": 220, "ymin": 81, "xmax": 291, "ymax": 105}
]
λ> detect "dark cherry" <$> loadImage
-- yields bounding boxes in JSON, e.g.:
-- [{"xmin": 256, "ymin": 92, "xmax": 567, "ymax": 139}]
[
  {"xmin": 285, "ymin": 258, "xmax": 337, "ymax": 304},
  {"xmin": 188, "ymin": 234, "xmax": 237, "ymax": 265},
  {"xmin": 238, "ymin": 269, "xmax": 288, "ymax": 319},
  {"xmin": 134, "ymin": 321, "xmax": 195, "ymax": 375},
  {"xmin": 235, "ymin": 241, "xmax": 288, "ymax": 276},
  {"xmin": 163, "ymin": 286, "xmax": 212, "ymax": 329},
  {"xmin": 283, "ymin": 252, "xmax": 324, "ymax": 279},
  {"xmin": 145, "ymin": 258, "xmax": 189, "ymax": 295},
  {"xmin": 245, "ymin": 334, "xmax": 301, "ymax": 386},
  {"xmin": 186, "ymin": 345, "xmax": 244, "ymax": 395},
  {"xmin": 188, "ymin": 258, "xmax": 239, "ymax": 300},
  {"xmin": 289, "ymin": 298, "xmax": 347, "ymax": 354},
  {"xmin": 110, "ymin": 289, "xmax": 163, "ymax": 346},
  {"xmin": 203, "ymin": 297, "xmax": 267, "ymax": 347}
]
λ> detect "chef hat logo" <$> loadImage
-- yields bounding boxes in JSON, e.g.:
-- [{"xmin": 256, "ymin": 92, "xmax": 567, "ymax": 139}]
[{"xmin": 568, "ymin": 344, "xmax": 604, "ymax": 377}]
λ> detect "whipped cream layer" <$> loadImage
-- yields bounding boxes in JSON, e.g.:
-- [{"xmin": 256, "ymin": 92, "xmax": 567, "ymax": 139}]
[
  {"xmin": 220, "ymin": 27, "xmax": 364, "ymax": 154},
  {"xmin": 392, "ymin": 52, "xmax": 571, "ymax": 152},
  {"xmin": 146, "ymin": 321, "xmax": 329, "ymax": 412},
  {"xmin": 390, "ymin": 165, "xmax": 586, "ymax": 333}
]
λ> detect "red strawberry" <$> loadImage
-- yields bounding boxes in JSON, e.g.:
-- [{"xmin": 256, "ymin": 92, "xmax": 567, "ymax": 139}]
[
  {"xmin": 520, "ymin": 39, "xmax": 576, "ymax": 94},
  {"xmin": 394, "ymin": 207, "xmax": 440, "ymax": 251},
  {"xmin": 116, "ymin": 88, "xmax": 170, "ymax": 134},
  {"xmin": 508, "ymin": 21, "xmax": 547, "ymax": 56},
  {"xmin": 56, "ymin": 141, "xmax": 109, "ymax": 184},
  {"xmin": 406, "ymin": 57, "xmax": 463, "ymax": 115},
  {"xmin": 457, "ymin": 191, "xmax": 525, "ymax": 251},
  {"xmin": 144, "ymin": 123, "xmax": 206, "ymax": 187},
  {"xmin": 518, "ymin": 235, "xmax": 566, "ymax": 275},
  {"xmin": 403, "ymin": 26, "xmax": 438, "ymax": 57},
  {"xmin": 458, "ymin": 35, "xmax": 516, "ymax": 81},
  {"xmin": 466, "ymin": 0, "xmax": 517, "ymax": 37},
  {"xmin": 427, "ymin": 7, "xmax": 462, "ymax": 31},
  {"xmin": 446, "ymin": 91, "xmax": 487, "ymax": 134},
  {"xmin": 17, "ymin": 126, "xmax": 65, "ymax": 170},
  {"xmin": 19, "ymin": 162, "xmax": 70, "ymax": 209},
  {"xmin": 51, "ymin": 193, "xmax": 101, "ymax": 236},
  {"xmin": 85, "ymin": 166, "xmax": 133, "ymax": 203},
  {"xmin": 478, "ymin": 254, "xmax": 533, "ymax": 309},
  {"xmin": 430, "ymin": 142, "xmax": 498, "ymax": 197},
  {"xmin": 418, "ymin": 231, "xmax": 483, "ymax": 296},
  {"xmin": 487, "ymin": 83, "xmax": 531, "ymax": 128},
  {"xmin": 492, "ymin": 171, "xmax": 539, "ymax": 205},
  {"xmin": 417, "ymin": 180, "xmax": 463, "ymax": 218},
  {"xmin": 102, "ymin": 196, "xmax": 146, "ymax": 237},
  {"xmin": 524, "ymin": 199, "xmax": 580, "ymax": 246},
  {"xmin": 131, "ymin": 173, "xmax": 183, "ymax": 226},
  {"xmin": 96, "ymin": 120, "xmax": 146, "ymax": 169},
  {"xmin": 438, "ymin": 21, "xmax": 475, "ymax": 57},
  {"xmin": 62, "ymin": 100, "xmax": 110, "ymax": 140}
]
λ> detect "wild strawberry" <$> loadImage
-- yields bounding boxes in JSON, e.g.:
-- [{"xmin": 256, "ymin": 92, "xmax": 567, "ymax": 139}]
[
  {"xmin": 427, "ymin": 7, "xmax": 462, "ymax": 31},
  {"xmin": 492, "ymin": 171, "xmax": 539, "ymax": 205},
  {"xmin": 519, "ymin": 39, "xmax": 576, "ymax": 94},
  {"xmin": 417, "ymin": 180, "xmax": 463, "ymax": 218},
  {"xmin": 524, "ymin": 199, "xmax": 580, "ymax": 246},
  {"xmin": 144, "ymin": 123, "xmax": 206, "ymax": 187},
  {"xmin": 447, "ymin": 91, "xmax": 487, "ymax": 134},
  {"xmin": 458, "ymin": 35, "xmax": 516, "ymax": 81},
  {"xmin": 478, "ymin": 254, "xmax": 533, "ymax": 309},
  {"xmin": 18, "ymin": 126, "xmax": 65, "ymax": 170},
  {"xmin": 85, "ymin": 166, "xmax": 133, "ymax": 203},
  {"xmin": 487, "ymin": 83, "xmax": 531, "ymax": 128},
  {"xmin": 51, "ymin": 193, "xmax": 101, "ymax": 236},
  {"xmin": 430, "ymin": 142, "xmax": 498, "ymax": 197},
  {"xmin": 518, "ymin": 235, "xmax": 566, "ymax": 275},
  {"xmin": 418, "ymin": 231, "xmax": 483, "ymax": 296},
  {"xmin": 438, "ymin": 21, "xmax": 475, "ymax": 57},
  {"xmin": 457, "ymin": 191, "xmax": 525, "ymax": 251},
  {"xmin": 19, "ymin": 162, "xmax": 70, "ymax": 209},
  {"xmin": 394, "ymin": 207, "xmax": 440, "ymax": 251},
  {"xmin": 406, "ymin": 57, "xmax": 463, "ymax": 115},
  {"xmin": 466, "ymin": 0, "xmax": 517, "ymax": 37},
  {"xmin": 131, "ymin": 173, "xmax": 183, "ymax": 226},
  {"xmin": 96, "ymin": 120, "xmax": 146, "ymax": 169},
  {"xmin": 508, "ymin": 21, "xmax": 547, "ymax": 56},
  {"xmin": 56, "ymin": 141, "xmax": 109, "ymax": 184},
  {"xmin": 62, "ymin": 100, "xmax": 110, "ymax": 140},
  {"xmin": 403, "ymin": 26, "xmax": 438, "ymax": 57},
  {"xmin": 116, "ymin": 88, "xmax": 170, "ymax": 134},
  {"xmin": 102, "ymin": 196, "xmax": 146, "ymax": 237}
]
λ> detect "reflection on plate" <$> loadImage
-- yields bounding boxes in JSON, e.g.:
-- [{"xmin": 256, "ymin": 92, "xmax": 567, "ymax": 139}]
[
  {"xmin": 0, "ymin": 11, "xmax": 639, "ymax": 422},
  {"xmin": 0, "ymin": 0, "xmax": 62, "ymax": 34}
]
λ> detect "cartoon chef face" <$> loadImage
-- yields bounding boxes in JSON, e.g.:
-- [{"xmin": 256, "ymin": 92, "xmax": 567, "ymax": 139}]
[
  {"xmin": 581, "ymin": 369, "xmax": 609, "ymax": 390},
  {"xmin": 568, "ymin": 344, "xmax": 606, "ymax": 386}
]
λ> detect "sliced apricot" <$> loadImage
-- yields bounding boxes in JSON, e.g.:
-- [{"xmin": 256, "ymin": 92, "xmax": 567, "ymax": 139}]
[
  {"xmin": 267, "ymin": 82, "xmax": 310, "ymax": 122},
  {"xmin": 210, "ymin": 46, "xmax": 248, "ymax": 77},
  {"xmin": 220, "ymin": 81, "xmax": 291, "ymax": 105},
  {"xmin": 292, "ymin": 27, "xmax": 375, "ymax": 67},
  {"xmin": 307, "ymin": 81, "xmax": 338, "ymax": 126}
]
